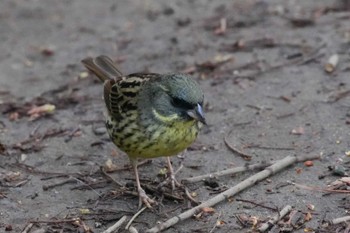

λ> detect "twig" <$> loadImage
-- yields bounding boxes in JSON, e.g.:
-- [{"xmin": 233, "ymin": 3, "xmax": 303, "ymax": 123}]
[
  {"xmin": 182, "ymin": 161, "xmax": 272, "ymax": 183},
  {"xmin": 125, "ymin": 207, "xmax": 147, "ymax": 230},
  {"xmin": 100, "ymin": 166, "xmax": 123, "ymax": 187},
  {"xmin": 184, "ymin": 187, "xmax": 200, "ymax": 204},
  {"xmin": 10, "ymin": 162, "xmax": 82, "ymax": 177},
  {"xmin": 246, "ymin": 145, "xmax": 294, "ymax": 151},
  {"xmin": 209, "ymin": 212, "xmax": 222, "ymax": 233},
  {"xmin": 106, "ymin": 160, "xmax": 152, "ymax": 172},
  {"xmin": 146, "ymin": 154, "xmax": 320, "ymax": 232},
  {"xmin": 233, "ymin": 42, "xmax": 326, "ymax": 80},
  {"xmin": 42, "ymin": 177, "xmax": 77, "ymax": 191},
  {"xmin": 331, "ymin": 216, "xmax": 350, "ymax": 225},
  {"xmin": 30, "ymin": 218, "xmax": 78, "ymax": 224},
  {"xmin": 183, "ymin": 153, "xmax": 320, "ymax": 183},
  {"xmin": 72, "ymin": 177, "xmax": 102, "ymax": 197},
  {"xmin": 21, "ymin": 223, "xmax": 34, "ymax": 233},
  {"xmin": 290, "ymin": 182, "xmax": 350, "ymax": 193},
  {"xmin": 258, "ymin": 205, "xmax": 292, "ymax": 232},
  {"xmin": 143, "ymin": 184, "xmax": 183, "ymax": 201},
  {"xmin": 236, "ymin": 198, "xmax": 278, "ymax": 212},
  {"xmin": 128, "ymin": 226, "xmax": 139, "ymax": 233},
  {"xmin": 224, "ymin": 135, "xmax": 252, "ymax": 161},
  {"xmin": 102, "ymin": 216, "xmax": 127, "ymax": 233},
  {"xmin": 64, "ymin": 127, "xmax": 81, "ymax": 142}
]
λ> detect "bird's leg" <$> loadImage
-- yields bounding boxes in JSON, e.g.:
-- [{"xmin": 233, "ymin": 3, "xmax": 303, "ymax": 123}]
[
  {"xmin": 131, "ymin": 159, "xmax": 155, "ymax": 209},
  {"xmin": 166, "ymin": 157, "xmax": 182, "ymax": 191}
]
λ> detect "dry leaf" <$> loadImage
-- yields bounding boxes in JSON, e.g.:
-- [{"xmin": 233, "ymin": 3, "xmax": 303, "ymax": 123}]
[
  {"xmin": 304, "ymin": 161, "xmax": 314, "ymax": 167},
  {"xmin": 9, "ymin": 112, "xmax": 19, "ymax": 121},
  {"xmin": 216, "ymin": 220, "xmax": 226, "ymax": 226},
  {"xmin": 304, "ymin": 212, "xmax": 313, "ymax": 221},
  {"xmin": 27, "ymin": 104, "xmax": 56, "ymax": 115},
  {"xmin": 104, "ymin": 159, "xmax": 117, "ymax": 172},
  {"xmin": 295, "ymin": 167, "xmax": 302, "ymax": 174},
  {"xmin": 201, "ymin": 207, "xmax": 216, "ymax": 214}
]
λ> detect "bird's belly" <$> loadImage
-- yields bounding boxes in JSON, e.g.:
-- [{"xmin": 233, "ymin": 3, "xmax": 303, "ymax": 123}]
[{"xmin": 106, "ymin": 118, "xmax": 200, "ymax": 159}]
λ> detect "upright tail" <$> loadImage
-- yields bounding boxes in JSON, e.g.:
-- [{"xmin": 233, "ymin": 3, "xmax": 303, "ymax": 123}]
[{"xmin": 81, "ymin": 55, "xmax": 123, "ymax": 82}]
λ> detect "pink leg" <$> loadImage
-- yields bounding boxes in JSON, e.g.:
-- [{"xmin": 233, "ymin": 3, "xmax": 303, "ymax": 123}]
[{"xmin": 131, "ymin": 159, "xmax": 155, "ymax": 208}]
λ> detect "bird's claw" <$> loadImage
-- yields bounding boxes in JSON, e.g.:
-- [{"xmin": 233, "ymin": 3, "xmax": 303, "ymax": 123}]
[
  {"xmin": 169, "ymin": 173, "xmax": 182, "ymax": 191},
  {"xmin": 138, "ymin": 188, "xmax": 156, "ymax": 209}
]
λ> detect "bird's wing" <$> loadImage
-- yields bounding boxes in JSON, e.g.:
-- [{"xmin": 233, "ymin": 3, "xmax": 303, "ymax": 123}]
[{"xmin": 104, "ymin": 73, "xmax": 159, "ymax": 119}]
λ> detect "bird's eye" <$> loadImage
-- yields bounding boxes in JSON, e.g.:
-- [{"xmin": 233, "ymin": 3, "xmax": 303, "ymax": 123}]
[{"xmin": 171, "ymin": 97, "xmax": 194, "ymax": 109}]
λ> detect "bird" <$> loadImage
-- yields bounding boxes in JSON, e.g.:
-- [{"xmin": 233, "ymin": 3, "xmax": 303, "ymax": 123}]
[{"xmin": 81, "ymin": 55, "xmax": 206, "ymax": 208}]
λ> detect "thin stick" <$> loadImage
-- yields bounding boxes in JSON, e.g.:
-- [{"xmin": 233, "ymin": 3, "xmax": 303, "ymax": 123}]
[
  {"xmin": 100, "ymin": 166, "xmax": 123, "ymax": 187},
  {"xmin": 21, "ymin": 223, "xmax": 34, "ymax": 233},
  {"xmin": 290, "ymin": 182, "xmax": 350, "ymax": 193},
  {"xmin": 30, "ymin": 219, "xmax": 78, "ymax": 224},
  {"xmin": 331, "ymin": 216, "xmax": 350, "ymax": 225},
  {"xmin": 146, "ymin": 154, "xmax": 320, "ymax": 233},
  {"xmin": 224, "ymin": 136, "xmax": 252, "ymax": 161},
  {"xmin": 209, "ymin": 212, "xmax": 222, "ymax": 233},
  {"xmin": 183, "ymin": 153, "xmax": 320, "ymax": 183},
  {"xmin": 125, "ymin": 207, "xmax": 147, "ymax": 230},
  {"xmin": 42, "ymin": 177, "xmax": 77, "ymax": 191},
  {"xmin": 233, "ymin": 42, "xmax": 326, "ymax": 80},
  {"xmin": 128, "ymin": 226, "xmax": 139, "ymax": 233},
  {"xmin": 236, "ymin": 198, "xmax": 278, "ymax": 211},
  {"xmin": 258, "ymin": 205, "xmax": 292, "ymax": 232},
  {"xmin": 182, "ymin": 161, "xmax": 272, "ymax": 183},
  {"xmin": 102, "ymin": 216, "xmax": 127, "ymax": 233}
]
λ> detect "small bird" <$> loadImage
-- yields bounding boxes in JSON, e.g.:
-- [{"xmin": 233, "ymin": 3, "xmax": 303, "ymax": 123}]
[{"xmin": 81, "ymin": 55, "xmax": 206, "ymax": 208}]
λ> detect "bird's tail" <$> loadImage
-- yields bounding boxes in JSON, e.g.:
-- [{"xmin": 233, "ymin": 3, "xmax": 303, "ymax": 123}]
[{"xmin": 81, "ymin": 55, "xmax": 123, "ymax": 82}]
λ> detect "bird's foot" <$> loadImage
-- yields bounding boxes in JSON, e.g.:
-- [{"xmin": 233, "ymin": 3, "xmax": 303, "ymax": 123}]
[
  {"xmin": 157, "ymin": 170, "xmax": 183, "ymax": 191},
  {"xmin": 138, "ymin": 187, "xmax": 156, "ymax": 209},
  {"xmin": 169, "ymin": 173, "xmax": 182, "ymax": 191}
]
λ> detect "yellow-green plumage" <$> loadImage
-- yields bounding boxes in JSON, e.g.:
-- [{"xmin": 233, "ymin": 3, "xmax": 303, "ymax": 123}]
[
  {"xmin": 82, "ymin": 55, "xmax": 205, "ymax": 207},
  {"xmin": 106, "ymin": 75, "xmax": 202, "ymax": 158}
]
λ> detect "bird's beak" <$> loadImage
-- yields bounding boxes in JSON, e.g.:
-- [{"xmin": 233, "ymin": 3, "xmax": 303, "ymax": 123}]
[{"xmin": 187, "ymin": 103, "xmax": 206, "ymax": 125}]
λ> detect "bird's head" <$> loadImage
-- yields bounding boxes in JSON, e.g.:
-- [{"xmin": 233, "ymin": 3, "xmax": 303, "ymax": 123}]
[{"xmin": 140, "ymin": 74, "xmax": 206, "ymax": 125}]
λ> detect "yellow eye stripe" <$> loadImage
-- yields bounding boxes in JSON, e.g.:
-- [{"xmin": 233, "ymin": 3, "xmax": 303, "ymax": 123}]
[{"xmin": 152, "ymin": 108, "xmax": 181, "ymax": 123}]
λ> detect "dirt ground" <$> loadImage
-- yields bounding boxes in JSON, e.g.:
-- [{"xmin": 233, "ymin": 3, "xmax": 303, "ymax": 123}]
[{"xmin": 1, "ymin": 0, "xmax": 350, "ymax": 232}]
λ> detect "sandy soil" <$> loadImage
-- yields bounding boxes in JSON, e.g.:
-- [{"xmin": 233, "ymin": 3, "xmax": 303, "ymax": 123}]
[{"xmin": 1, "ymin": 0, "xmax": 350, "ymax": 232}]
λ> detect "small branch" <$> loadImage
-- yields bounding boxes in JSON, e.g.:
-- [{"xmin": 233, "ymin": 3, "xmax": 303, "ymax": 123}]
[
  {"xmin": 100, "ymin": 166, "xmax": 123, "ymax": 187},
  {"xmin": 233, "ymin": 42, "xmax": 326, "ymax": 80},
  {"xmin": 236, "ymin": 198, "xmax": 278, "ymax": 212},
  {"xmin": 21, "ymin": 223, "xmax": 34, "ymax": 233},
  {"xmin": 224, "ymin": 136, "xmax": 252, "ymax": 161},
  {"xmin": 128, "ymin": 226, "xmax": 139, "ymax": 233},
  {"xmin": 331, "ymin": 216, "xmax": 350, "ymax": 225},
  {"xmin": 209, "ymin": 212, "xmax": 222, "ymax": 233},
  {"xmin": 146, "ymin": 154, "xmax": 320, "ymax": 232},
  {"xmin": 182, "ymin": 161, "xmax": 272, "ymax": 183},
  {"xmin": 42, "ymin": 177, "xmax": 77, "ymax": 191},
  {"xmin": 29, "ymin": 218, "xmax": 78, "ymax": 224},
  {"xmin": 258, "ymin": 205, "xmax": 292, "ymax": 232},
  {"xmin": 184, "ymin": 187, "xmax": 200, "ymax": 204},
  {"xmin": 102, "ymin": 216, "xmax": 127, "ymax": 233},
  {"xmin": 125, "ymin": 207, "xmax": 147, "ymax": 230},
  {"xmin": 290, "ymin": 182, "xmax": 350, "ymax": 194},
  {"xmin": 183, "ymin": 153, "xmax": 320, "ymax": 184}
]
